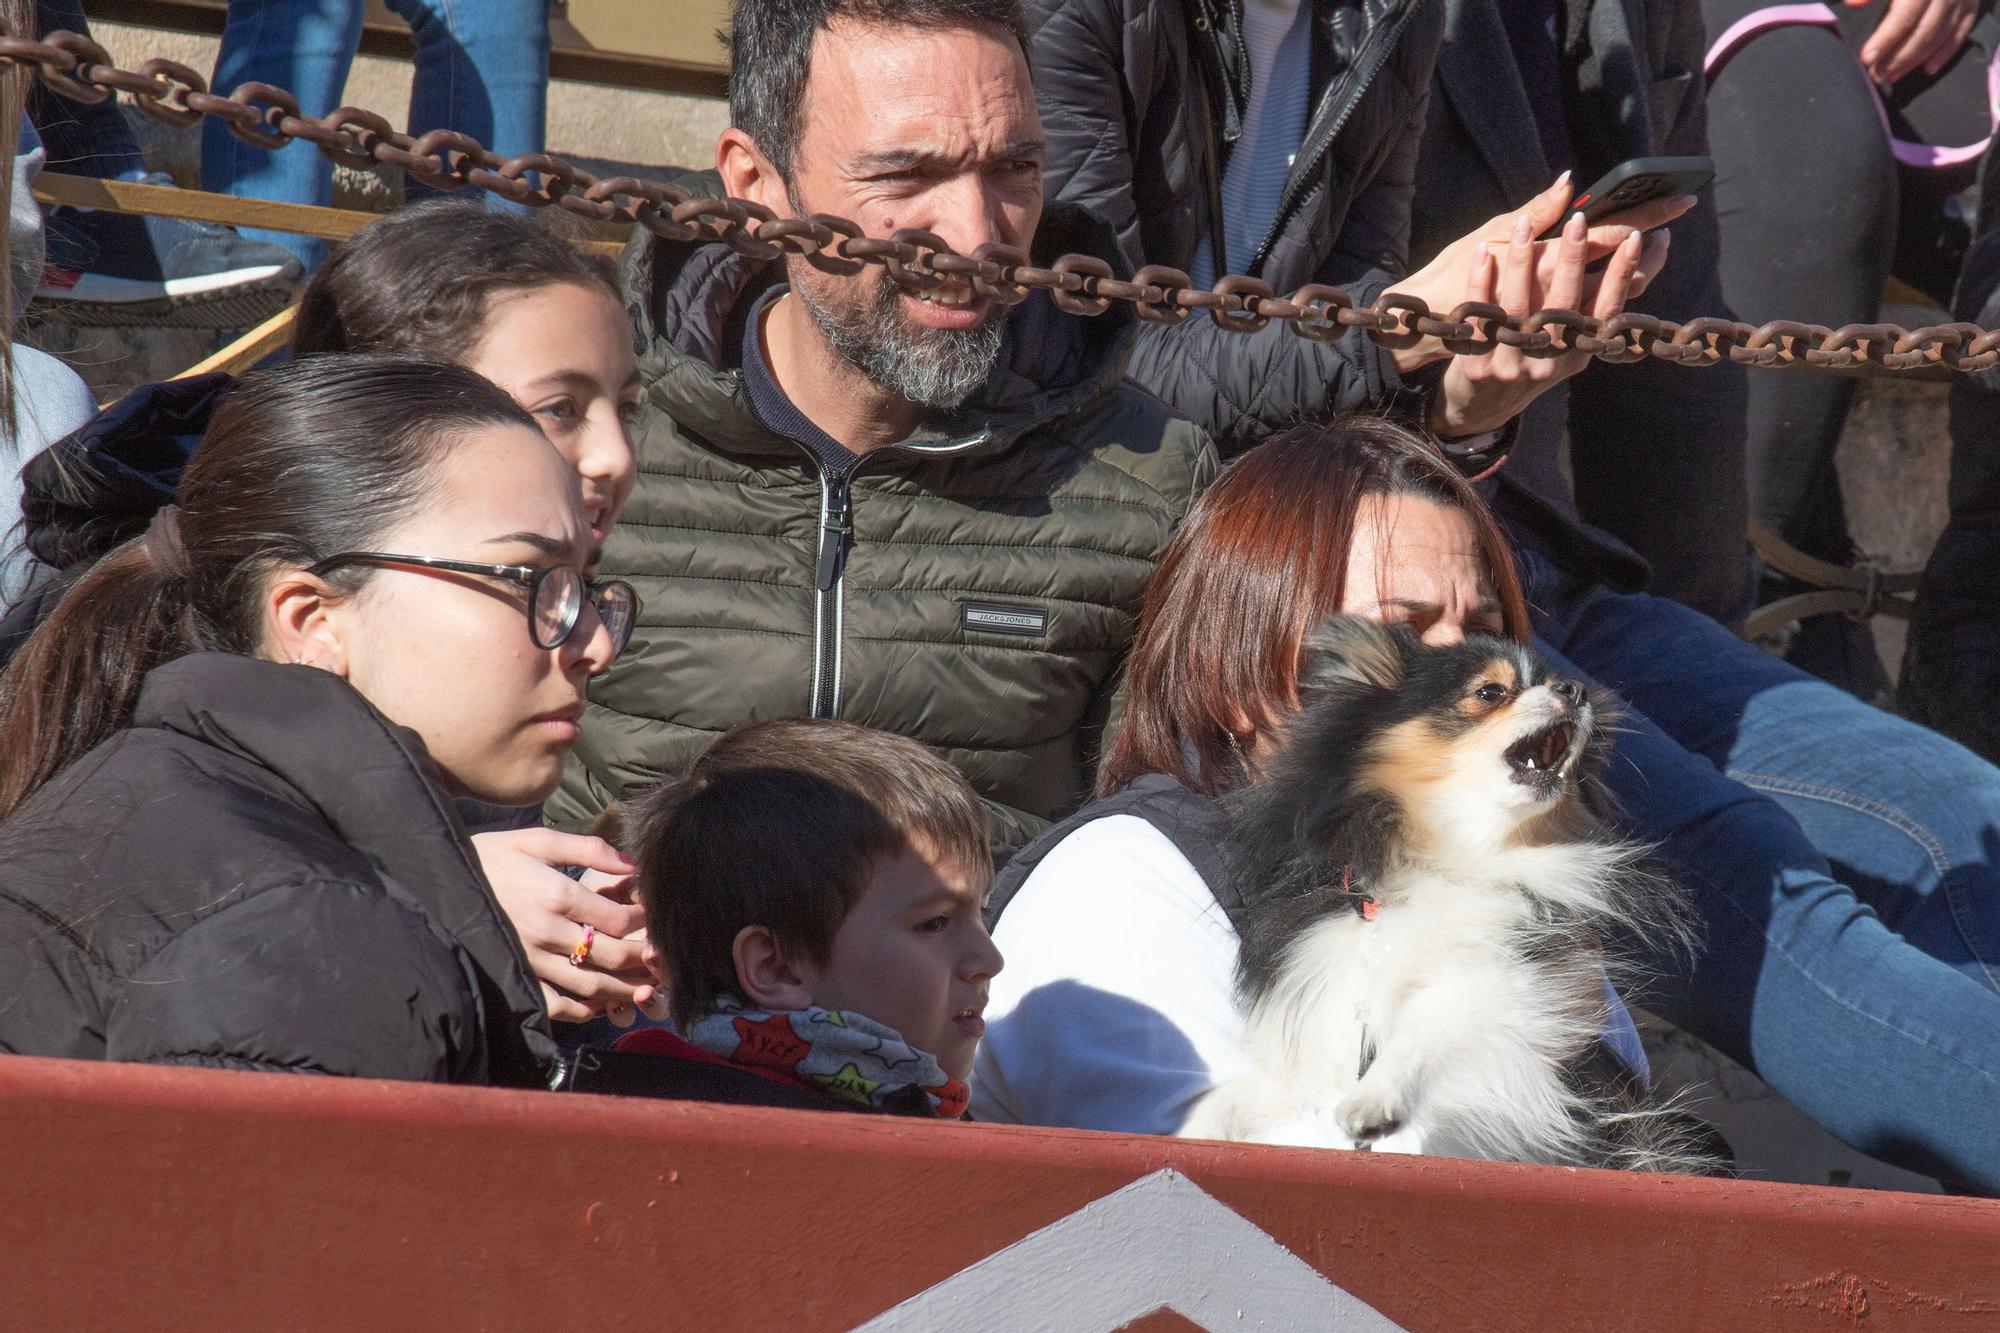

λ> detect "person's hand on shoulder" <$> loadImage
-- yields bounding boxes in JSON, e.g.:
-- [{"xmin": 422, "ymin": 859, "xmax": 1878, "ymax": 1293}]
[
  {"xmin": 472, "ymin": 827, "xmax": 668, "ymax": 1026},
  {"xmin": 1388, "ymin": 174, "xmax": 1687, "ymax": 440}
]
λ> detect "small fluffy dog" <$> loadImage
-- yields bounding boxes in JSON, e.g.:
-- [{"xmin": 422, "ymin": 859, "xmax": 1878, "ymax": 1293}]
[{"xmin": 1182, "ymin": 615, "xmax": 1718, "ymax": 1173}]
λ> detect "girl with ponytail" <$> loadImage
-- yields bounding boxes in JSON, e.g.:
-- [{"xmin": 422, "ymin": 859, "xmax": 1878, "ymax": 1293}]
[
  {"xmin": 0, "ymin": 355, "xmax": 636, "ymax": 1085},
  {"xmin": 0, "ymin": 200, "xmax": 654, "ymax": 1035}
]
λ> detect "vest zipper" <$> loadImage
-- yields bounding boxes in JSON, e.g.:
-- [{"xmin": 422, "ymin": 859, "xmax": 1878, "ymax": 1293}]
[
  {"xmin": 810, "ymin": 466, "xmax": 854, "ymax": 718},
  {"xmin": 1247, "ymin": 0, "xmax": 1427, "ymax": 277},
  {"xmin": 801, "ymin": 432, "xmax": 991, "ymax": 721}
]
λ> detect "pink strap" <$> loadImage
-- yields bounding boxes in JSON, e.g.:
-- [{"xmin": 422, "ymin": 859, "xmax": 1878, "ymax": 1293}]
[
  {"xmin": 1704, "ymin": 3, "xmax": 1996, "ymax": 170},
  {"xmin": 1703, "ymin": 3, "xmax": 1841, "ymax": 76}
]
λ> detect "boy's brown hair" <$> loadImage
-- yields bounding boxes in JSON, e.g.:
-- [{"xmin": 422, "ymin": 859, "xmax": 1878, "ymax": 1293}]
[{"xmin": 628, "ymin": 720, "xmax": 992, "ymax": 1024}]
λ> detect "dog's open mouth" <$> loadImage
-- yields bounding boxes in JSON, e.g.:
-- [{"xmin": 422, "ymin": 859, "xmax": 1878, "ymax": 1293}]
[{"xmin": 1506, "ymin": 719, "xmax": 1577, "ymax": 777}]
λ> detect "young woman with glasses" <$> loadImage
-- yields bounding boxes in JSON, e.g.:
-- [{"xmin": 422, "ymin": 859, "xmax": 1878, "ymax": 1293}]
[
  {"xmin": 3, "ymin": 200, "xmax": 659, "ymax": 1034},
  {"xmin": 0, "ymin": 355, "xmax": 632, "ymax": 1085}
]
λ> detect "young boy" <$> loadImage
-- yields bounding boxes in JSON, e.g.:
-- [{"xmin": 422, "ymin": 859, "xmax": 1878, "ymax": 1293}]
[{"xmin": 576, "ymin": 720, "xmax": 1003, "ymax": 1118}]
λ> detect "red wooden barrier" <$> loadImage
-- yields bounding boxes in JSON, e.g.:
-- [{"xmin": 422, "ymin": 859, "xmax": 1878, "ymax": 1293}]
[{"xmin": 1, "ymin": 1056, "xmax": 1995, "ymax": 1331}]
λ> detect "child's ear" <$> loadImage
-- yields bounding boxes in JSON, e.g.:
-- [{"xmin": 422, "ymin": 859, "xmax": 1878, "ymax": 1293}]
[{"xmin": 731, "ymin": 925, "xmax": 815, "ymax": 1011}]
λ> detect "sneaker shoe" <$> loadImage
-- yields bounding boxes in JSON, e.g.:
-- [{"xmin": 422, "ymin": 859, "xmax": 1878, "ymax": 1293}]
[{"xmin": 33, "ymin": 177, "xmax": 303, "ymax": 329}]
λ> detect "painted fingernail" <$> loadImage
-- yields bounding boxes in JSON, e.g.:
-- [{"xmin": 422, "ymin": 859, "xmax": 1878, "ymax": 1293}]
[
  {"xmin": 1566, "ymin": 210, "xmax": 1585, "ymax": 237},
  {"xmin": 1476, "ymin": 240, "xmax": 1489, "ymax": 263},
  {"xmin": 1513, "ymin": 212, "xmax": 1532, "ymax": 243},
  {"xmin": 1555, "ymin": 169, "xmax": 1573, "ymax": 191}
]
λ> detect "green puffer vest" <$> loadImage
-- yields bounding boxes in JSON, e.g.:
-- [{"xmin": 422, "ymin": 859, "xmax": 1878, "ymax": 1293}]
[{"xmin": 551, "ymin": 195, "xmax": 1218, "ymax": 858}]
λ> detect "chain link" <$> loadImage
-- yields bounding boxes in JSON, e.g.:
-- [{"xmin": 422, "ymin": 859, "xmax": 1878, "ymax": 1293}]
[{"xmin": 10, "ymin": 33, "xmax": 1999, "ymax": 379}]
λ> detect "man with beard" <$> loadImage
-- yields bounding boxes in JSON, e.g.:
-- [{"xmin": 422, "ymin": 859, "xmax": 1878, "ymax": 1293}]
[{"xmin": 550, "ymin": 0, "xmax": 1217, "ymax": 857}]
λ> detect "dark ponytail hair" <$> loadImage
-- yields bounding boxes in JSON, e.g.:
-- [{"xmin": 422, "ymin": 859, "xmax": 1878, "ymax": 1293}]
[
  {"xmin": 0, "ymin": 355, "xmax": 538, "ymax": 821},
  {"xmin": 292, "ymin": 198, "xmax": 622, "ymax": 362}
]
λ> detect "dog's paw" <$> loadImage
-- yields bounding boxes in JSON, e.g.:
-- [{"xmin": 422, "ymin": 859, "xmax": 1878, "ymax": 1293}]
[{"xmin": 1335, "ymin": 1085, "xmax": 1406, "ymax": 1144}]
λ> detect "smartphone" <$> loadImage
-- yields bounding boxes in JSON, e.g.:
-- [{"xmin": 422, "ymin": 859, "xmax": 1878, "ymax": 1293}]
[{"xmin": 1539, "ymin": 155, "xmax": 1714, "ymax": 239}]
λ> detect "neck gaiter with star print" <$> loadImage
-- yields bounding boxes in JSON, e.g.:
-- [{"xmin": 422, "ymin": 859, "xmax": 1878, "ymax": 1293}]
[{"xmin": 683, "ymin": 998, "xmax": 969, "ymax": 1118}]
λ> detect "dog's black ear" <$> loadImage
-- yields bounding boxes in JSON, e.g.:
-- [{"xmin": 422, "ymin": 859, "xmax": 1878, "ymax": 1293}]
[{"xmin": 1299, "ymin": 613, "xmax": 1408, "ymax": 696}]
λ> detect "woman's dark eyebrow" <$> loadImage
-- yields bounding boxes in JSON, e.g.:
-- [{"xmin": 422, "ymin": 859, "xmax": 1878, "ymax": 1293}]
[
  {"xmin": 486, "ymin": 531, "xmax": 579, "ymax": 562},
  {"xmin": 520, "ymin": 369, "xmax": 599, "ymax": 395}
]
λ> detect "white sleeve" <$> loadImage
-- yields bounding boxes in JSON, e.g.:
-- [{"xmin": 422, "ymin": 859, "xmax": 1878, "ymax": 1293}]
[{"xmin": 970, "ymin": 815, "xmax": 1249, "ymax": 1135}]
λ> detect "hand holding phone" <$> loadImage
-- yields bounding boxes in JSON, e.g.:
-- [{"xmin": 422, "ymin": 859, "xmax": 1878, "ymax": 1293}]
[{"xmin": 1539, "ymin": 156, "xmax": 1713, "ymax": 240}]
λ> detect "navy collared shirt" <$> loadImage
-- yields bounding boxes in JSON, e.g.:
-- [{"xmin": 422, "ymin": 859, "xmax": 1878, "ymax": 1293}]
[{"xmin": 740, "ymin": 284, "xmax": 859, "ymax": 476}]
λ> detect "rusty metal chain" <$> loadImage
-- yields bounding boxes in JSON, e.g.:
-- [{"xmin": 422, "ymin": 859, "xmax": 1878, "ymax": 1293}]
[{"xmin": 12, "ymin": 32, "xmax": 2000, "ymax": 379}]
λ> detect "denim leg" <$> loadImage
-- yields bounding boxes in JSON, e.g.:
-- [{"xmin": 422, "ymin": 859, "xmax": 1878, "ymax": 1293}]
[
  {"xmin": 388, "ymin": 0, "xmax": 549, "ymax": 215},
  {"xmin": 29, "ymin": 0, "xmax": 148, "ymax": 178},
  {"xmin": 1525, "ymin": 632, "xmax": 2000, "ymax": 1188},
  {"xmin": 202, "ymin": 0, "xmax": 365, "ymax": 270},
  {"xmin": 1537, "ymin": 554, "xmax": 2000, "ymax": 996},
  {"xmin": 1518, "ymin": 549, "xmax": 2000, "ymax": 1185}
]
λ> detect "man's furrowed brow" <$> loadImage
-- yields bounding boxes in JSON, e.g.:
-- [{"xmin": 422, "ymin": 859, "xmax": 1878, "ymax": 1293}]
[
  {"xmin": 851, "ymin": 146, "xmax": 942, "ymax": 175},
  {"xmin": 851, "ymin": 138, "xmax": 1046, "ymax": 175}
]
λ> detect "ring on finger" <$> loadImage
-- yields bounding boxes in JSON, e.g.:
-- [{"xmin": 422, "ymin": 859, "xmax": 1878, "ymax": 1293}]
[{"xmin": 569, "ymin": 925, "xmax": 597, "ymax": 968}]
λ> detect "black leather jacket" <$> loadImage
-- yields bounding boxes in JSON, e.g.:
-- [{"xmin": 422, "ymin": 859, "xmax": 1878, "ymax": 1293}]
[{"xmin": 1027, "ymin": 0, "xmax": 1446, "ymax": 456}]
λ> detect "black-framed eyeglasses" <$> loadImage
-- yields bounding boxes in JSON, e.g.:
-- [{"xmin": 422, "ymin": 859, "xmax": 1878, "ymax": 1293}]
[{"xmin": 307, "ymin": 551, "xmax": 639, "ymax": 658}]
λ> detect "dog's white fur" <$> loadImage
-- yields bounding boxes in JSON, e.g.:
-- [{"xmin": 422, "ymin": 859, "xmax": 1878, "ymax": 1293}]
[{"xmin": 1183, "ymin": 669, "xmax": 1702, "ymax": 1169}]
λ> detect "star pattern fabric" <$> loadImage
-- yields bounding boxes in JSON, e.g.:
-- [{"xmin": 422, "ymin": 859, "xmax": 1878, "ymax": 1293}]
[
  {"xmin": 813, "ymin": 1062, "xmax": 884, "ymax": 1106},
  {"xmin": 730, "ymin": 1012, "xmax": 811, "ymax": 1076},
  {"xmin": 683, "ymin": 999, "xmax": 970, "ymax": 1118}
]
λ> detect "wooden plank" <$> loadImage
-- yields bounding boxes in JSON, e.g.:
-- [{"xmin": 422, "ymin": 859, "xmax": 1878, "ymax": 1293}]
[
  {"xmin": 0, "ymin": 1055, "xmax": 1995, "ymax": 1332},
  {"xmin": 34, "ymin": 172, "xmax": 377, "ymax": 241},
  {"xmin": 87, "ymin": 0, "xmax": 730, "ymax": 97},
  {"xmin": 552, "ymin": 0, "xmax": 731, "ymax": 73},
  {"xmin": 172, "ymin": 303, "xmax": 297, "ymax": 381},
  {"xmin": 33, "ymin": 174, "xmax": 626, "ymax": 260}
]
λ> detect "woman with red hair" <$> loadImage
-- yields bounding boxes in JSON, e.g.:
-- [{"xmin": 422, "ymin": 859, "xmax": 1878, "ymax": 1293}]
[{"xmin": 972, "ymin": 417, "xmax": 2000, "ymax": 1191}]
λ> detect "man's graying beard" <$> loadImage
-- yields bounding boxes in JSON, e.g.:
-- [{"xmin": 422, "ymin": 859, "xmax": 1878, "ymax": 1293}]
[{"xmin": 793, "ymin": 264, "xmax": 1005, "ymax": 411}]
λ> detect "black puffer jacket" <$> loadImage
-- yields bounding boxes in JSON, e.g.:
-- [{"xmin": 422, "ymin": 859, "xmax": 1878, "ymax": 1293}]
[
  {"xmin": 552, "ymin": 187, "xmax": 1217, "ymax": 856},
  {"xmin": 1026, "ymin": 0, "xmax": 1445, "ymax": 455},
  {"xmin": 0, "ymin": 653, "xmax": 557, "ymax": 1086}
]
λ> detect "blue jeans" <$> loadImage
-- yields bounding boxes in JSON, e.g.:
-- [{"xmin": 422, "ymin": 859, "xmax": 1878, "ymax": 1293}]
[
  {"xmin": 1522, "ymin": 548, "xmax": 2000, "ymax": 1188},
  {"xmin": 201, "ymin": 0, "xmax": 551, "ymax": 269}
]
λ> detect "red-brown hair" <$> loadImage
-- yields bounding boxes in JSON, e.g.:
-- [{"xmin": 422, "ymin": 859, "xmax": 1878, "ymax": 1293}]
[{"xmin": 1102, "ymin": 416, "xmax": 1531, "ymax": 799}]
